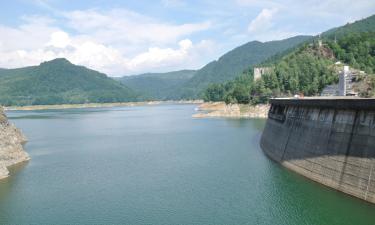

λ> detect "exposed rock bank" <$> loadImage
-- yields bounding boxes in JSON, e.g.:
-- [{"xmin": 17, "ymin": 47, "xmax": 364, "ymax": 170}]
[
  {"xmin": 0, "ymin": 107, "xmax": 29, "ymax": 179},
  {"xmin": 193, "ymin": 102, "xmax": 269, "ymax": 118}
]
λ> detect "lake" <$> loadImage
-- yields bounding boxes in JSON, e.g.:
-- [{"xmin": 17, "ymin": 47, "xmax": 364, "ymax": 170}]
[{"xmin": 1, "ymin": 104, "xmax": 374, "ymax": 224}]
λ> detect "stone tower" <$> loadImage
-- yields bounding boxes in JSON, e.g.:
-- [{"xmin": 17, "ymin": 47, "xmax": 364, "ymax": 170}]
[{"xmin": 253, "ymin": 67, "xmax": 271, "ymax": 81}]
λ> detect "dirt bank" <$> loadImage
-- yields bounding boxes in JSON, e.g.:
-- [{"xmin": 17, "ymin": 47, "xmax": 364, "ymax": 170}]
[{"xmin": 193, "ymin": 102, "xmax": 269, "ymax": 119}]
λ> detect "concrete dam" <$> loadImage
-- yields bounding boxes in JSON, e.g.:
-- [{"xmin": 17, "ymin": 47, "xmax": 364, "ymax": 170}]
[{"xmin": 260, "ymin": 98, "xmax": 375, "ymax": 204}]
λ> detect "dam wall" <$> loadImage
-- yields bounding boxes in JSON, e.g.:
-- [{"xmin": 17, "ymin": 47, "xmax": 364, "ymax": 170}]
[{"xmin": 260, "ymin": 98, "xmax": 375, "ymax": 203}]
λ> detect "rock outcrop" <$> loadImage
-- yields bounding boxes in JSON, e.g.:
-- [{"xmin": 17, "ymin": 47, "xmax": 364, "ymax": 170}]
[{"xmin": 0, "ymin": 107, "xmax": 29, "ymax": 179}]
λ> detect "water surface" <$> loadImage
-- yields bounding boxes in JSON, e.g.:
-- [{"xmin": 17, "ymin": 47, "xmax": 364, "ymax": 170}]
[{"xmin": 1, "ymin": 104, "xmax": 374, "ymax": 224}]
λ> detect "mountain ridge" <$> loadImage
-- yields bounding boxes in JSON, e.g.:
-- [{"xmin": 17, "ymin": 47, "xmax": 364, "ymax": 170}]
[
  {"xmin": 0, "ymin": 58, "xmax": 137, "ymax": 106},
  {"xmin": 119, "ymin": 70, "xmax": 196, "ymax": 100},
  {"xmin": 322, "ymin": 14, "xmax": 375, "ymax": 39},
  {"xmin": 119, "ymin": 35, "xmax": 312, "ymax": 100}
]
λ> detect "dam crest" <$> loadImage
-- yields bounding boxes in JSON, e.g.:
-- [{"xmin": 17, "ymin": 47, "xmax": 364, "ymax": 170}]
[{"xmin": 261, "ymin": 98, "xmax": 375, "ymax": 203}]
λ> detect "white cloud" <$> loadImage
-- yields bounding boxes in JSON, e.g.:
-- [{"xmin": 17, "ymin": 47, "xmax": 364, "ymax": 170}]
[
  {"xmin": 47, "ymin": 31, "xmax": 71, "ymax": 48},
  {"xmin": 64, "ymin": 9, "xmax": 211, "ymax": 48},
  {"xmin": 236, "ymin": 0, "xmax": 282, "ymax": 8},
  {"xmin": 1, "ymin": 1, "xmax": 374, "ymax": 74},
  {"xmin": 127, "ymin": 39, "xmax": 193, "ymax": 70},
  {"xmin": 0, "ymin": 28, "xmax": 214, "ymax": 76},
  {"xmin": 161, "ymin": 0, "xmax": 186, "ymax": 7},
  {"xmin": 239, "ymin": 0, "xmax": 375, "ymax": 41},
  {"xmin": 0, "ymin": 8, "xmax": 213, "ymax": 75},
  {"xmin": 238, "ymin": 0, "xmax": 375, "ymax": 22},
  {"xmin": 246, "ymin": 8, "xmax": 299, "ymax": 41},
  {"xmin": 248, "ymin": 8, "xmax": 278, "ymax": 33},
  {"xmin": 0, "ymin": 15, "xmax": 59, "ymax": 51}
]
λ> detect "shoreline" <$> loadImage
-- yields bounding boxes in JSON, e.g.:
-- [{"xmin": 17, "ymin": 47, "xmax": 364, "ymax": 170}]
[
  {"xmin": 193, "ymin": 102, "xmax": 269, "ymax": 119},
  {"xmin": 0, "ymin": 108, "xmax": 30, "ymax": 180},
  {"xmin": 4, "ymin": 100, "xmax": 204, "ymax": 111},
  {"xmin": 3, "ymin": 100, "xmax": 270, "ymax": 119},
  {"xmin": 0, "ymin": 157, "xmax": 30, "ymax": 180}
]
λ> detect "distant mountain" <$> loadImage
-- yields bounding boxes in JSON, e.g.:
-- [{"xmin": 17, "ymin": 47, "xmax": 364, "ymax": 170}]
[
  {"xmin": 119, "ymin": 70, "xmax": 196, "ymax": 100},
  {"xmin": 177, "ymin": 35, "xmax": 313, "ymax": 99},
  {"xmin": 322, "ymin": 14, "xmax": 375, "ymax": 39},
  {"xmin": 0, "ymin": 58, "xmax": 137, "ymax": 106}
]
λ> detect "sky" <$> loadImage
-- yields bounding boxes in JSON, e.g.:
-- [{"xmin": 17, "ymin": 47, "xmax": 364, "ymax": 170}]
[{"xmin": 0, "ymin": 0, "xmax": 374, "ymax": 76}]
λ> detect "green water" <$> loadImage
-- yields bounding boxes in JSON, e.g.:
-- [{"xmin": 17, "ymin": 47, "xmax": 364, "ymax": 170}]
[{"xmin": 0, "ymin": 104, "xmax": 374, "ymax": 225}]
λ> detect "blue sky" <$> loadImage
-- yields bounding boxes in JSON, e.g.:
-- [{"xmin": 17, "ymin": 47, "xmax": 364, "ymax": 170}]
[{"xmin": 0, "ymin": 0, "xmax": 374, "ymax": 76}]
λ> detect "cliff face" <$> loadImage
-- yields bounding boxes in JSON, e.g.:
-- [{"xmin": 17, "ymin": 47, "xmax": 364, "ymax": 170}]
[
  {"xmin": 261, "ymin": 98, "xmax": 375, "ymax": 204},
  {"xmin": 0, "ymin": 107, "xmax": 29, "ymax": 179}
]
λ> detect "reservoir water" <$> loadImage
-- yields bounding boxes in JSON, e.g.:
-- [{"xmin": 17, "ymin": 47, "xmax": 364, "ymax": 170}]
[{"xmin": 1, "ymin": 104, "xmax": 374, "ymax": 224}]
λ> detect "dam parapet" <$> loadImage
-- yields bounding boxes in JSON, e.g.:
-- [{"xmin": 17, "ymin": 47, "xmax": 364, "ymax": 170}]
[{"xmin": 260, "ymin": 97, "xmax": 375, "ymax": 203}]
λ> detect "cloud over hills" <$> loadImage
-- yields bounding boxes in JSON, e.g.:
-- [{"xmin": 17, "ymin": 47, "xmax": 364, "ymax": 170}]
[{"xmin": 0, "ymin": 0, "xmax": 374, "ymax": 76}]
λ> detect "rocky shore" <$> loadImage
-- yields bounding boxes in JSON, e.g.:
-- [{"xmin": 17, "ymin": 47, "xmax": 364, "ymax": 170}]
[
  {"xmin": 0, "ymin": 107, "xmax": 29, "ymax": 179},
  {"xmin": 193, "ymin": 102, "xmax": 269, "ymax": 119}
]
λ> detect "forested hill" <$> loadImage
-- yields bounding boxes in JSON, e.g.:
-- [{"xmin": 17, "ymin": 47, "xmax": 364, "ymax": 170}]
[
  {"xmin": 176, "ymin": 35, "xmax": 312, "ymax": 99},
  {"xmin": 203, "ymin": 14, "xmax": 375, "ymax": 104},
  {"xmin": 204, "ymin": 33, "xmax": 375, "ymax": 104},
  {"xmin": 322, "ymin": 14, "xmax": 375, "ymax": 39},
  {"xmin": 0, "ymin": 58, "xmax": 137, "ymax": 106},
  {"xmin": 262, "ymin": 14, "xmax": 375, "ymax": 67},
  {"xmin": 119, "ymin": 70, "xmax": 196, "ymax": 100}
]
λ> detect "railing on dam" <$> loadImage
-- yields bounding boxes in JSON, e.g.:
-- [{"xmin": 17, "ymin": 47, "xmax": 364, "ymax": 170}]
[{"xmin": 269, "ymin": 97, "xmax": 375, "ymax": 110}]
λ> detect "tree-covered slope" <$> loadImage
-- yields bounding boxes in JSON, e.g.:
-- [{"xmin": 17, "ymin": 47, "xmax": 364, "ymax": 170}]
[
  {"xmin": 119, "ymin": 70, "xmax": 196, "ymax": 100},
  {"xmin": 323, "ymin": 14, "xmax": 375, "ymax": 39},
  {"xmin": 204, "ymin": 31, "xmax": 375, "ymax": 104},
  {"xmin": 203, "ymin": 14, "xmax": 375, "ymax": 104},
  {"xmin": 0, "ymin": 58, "xmax": 137, "ymax": 106},
  {"xmin": 203, "ymin": 44, "xmax": 337, "ymax": 103},
  {"xmin": 328, "ymin": 32, "xmax": 375, "ymax": 73},
  {"xmin": 177, "ymin": 35, "xmax": 313, "ymax": 99}
]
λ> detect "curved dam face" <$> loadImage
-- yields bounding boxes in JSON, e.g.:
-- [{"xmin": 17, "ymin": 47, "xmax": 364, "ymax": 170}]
[{"xmin": 260, "ymin": 98, "xmax": 375, "ymax": 204}]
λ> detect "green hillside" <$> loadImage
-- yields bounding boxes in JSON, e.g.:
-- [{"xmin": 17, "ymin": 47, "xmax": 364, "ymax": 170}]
[
  {"xmin": 177, "ymin": 35, "xmax": 312, "ymax": 99},
  {"xmin": 0, "ymin": 58, "xmax": 137, "ymax": 106},
  {"xmin": 322, "ymin": 14, "xmax": 375, "ymax": 39},
  {"xmin": 263, "ymin": 14, "xmax": 375, "ymax": 66},
  {"xmin": 328, "ymin": 32, "xmax": 375, "ymax": 73},
  {"xmin": 203, "ymin": 44, "xmax": 336, "ymax": 103},
  {"xmin": 119, "ymin": 70, "xmax": 196, "ymax": 100},
  {"xmin": 203, "ymin": 35, "xmax": 374, "ymax": 103},
  {"xmin": 203, "ymin": 14, "xmax": 375, "ymax": 104}
]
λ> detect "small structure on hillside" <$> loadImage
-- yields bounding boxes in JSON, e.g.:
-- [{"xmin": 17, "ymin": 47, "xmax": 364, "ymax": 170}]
[
  {"xmin": 318, "ymin": 38, "xmax": 323, "ymax": 48},
  {"xmin": 321, "ymin": 65, "xmax": 360, "ymax": 97},
  {"xmin": 338, "ymin": 66, "xmax": 358, "ymax": 96},
  {"xmin": 253, "ymin": 67, "xmax": 271, "ymax": 81}
]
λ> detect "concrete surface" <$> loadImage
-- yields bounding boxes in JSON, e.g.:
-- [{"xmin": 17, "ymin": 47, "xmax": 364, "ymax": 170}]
[{"xmin": 261, "ymin": 98, "xmax": 375, "ymax": 203}]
